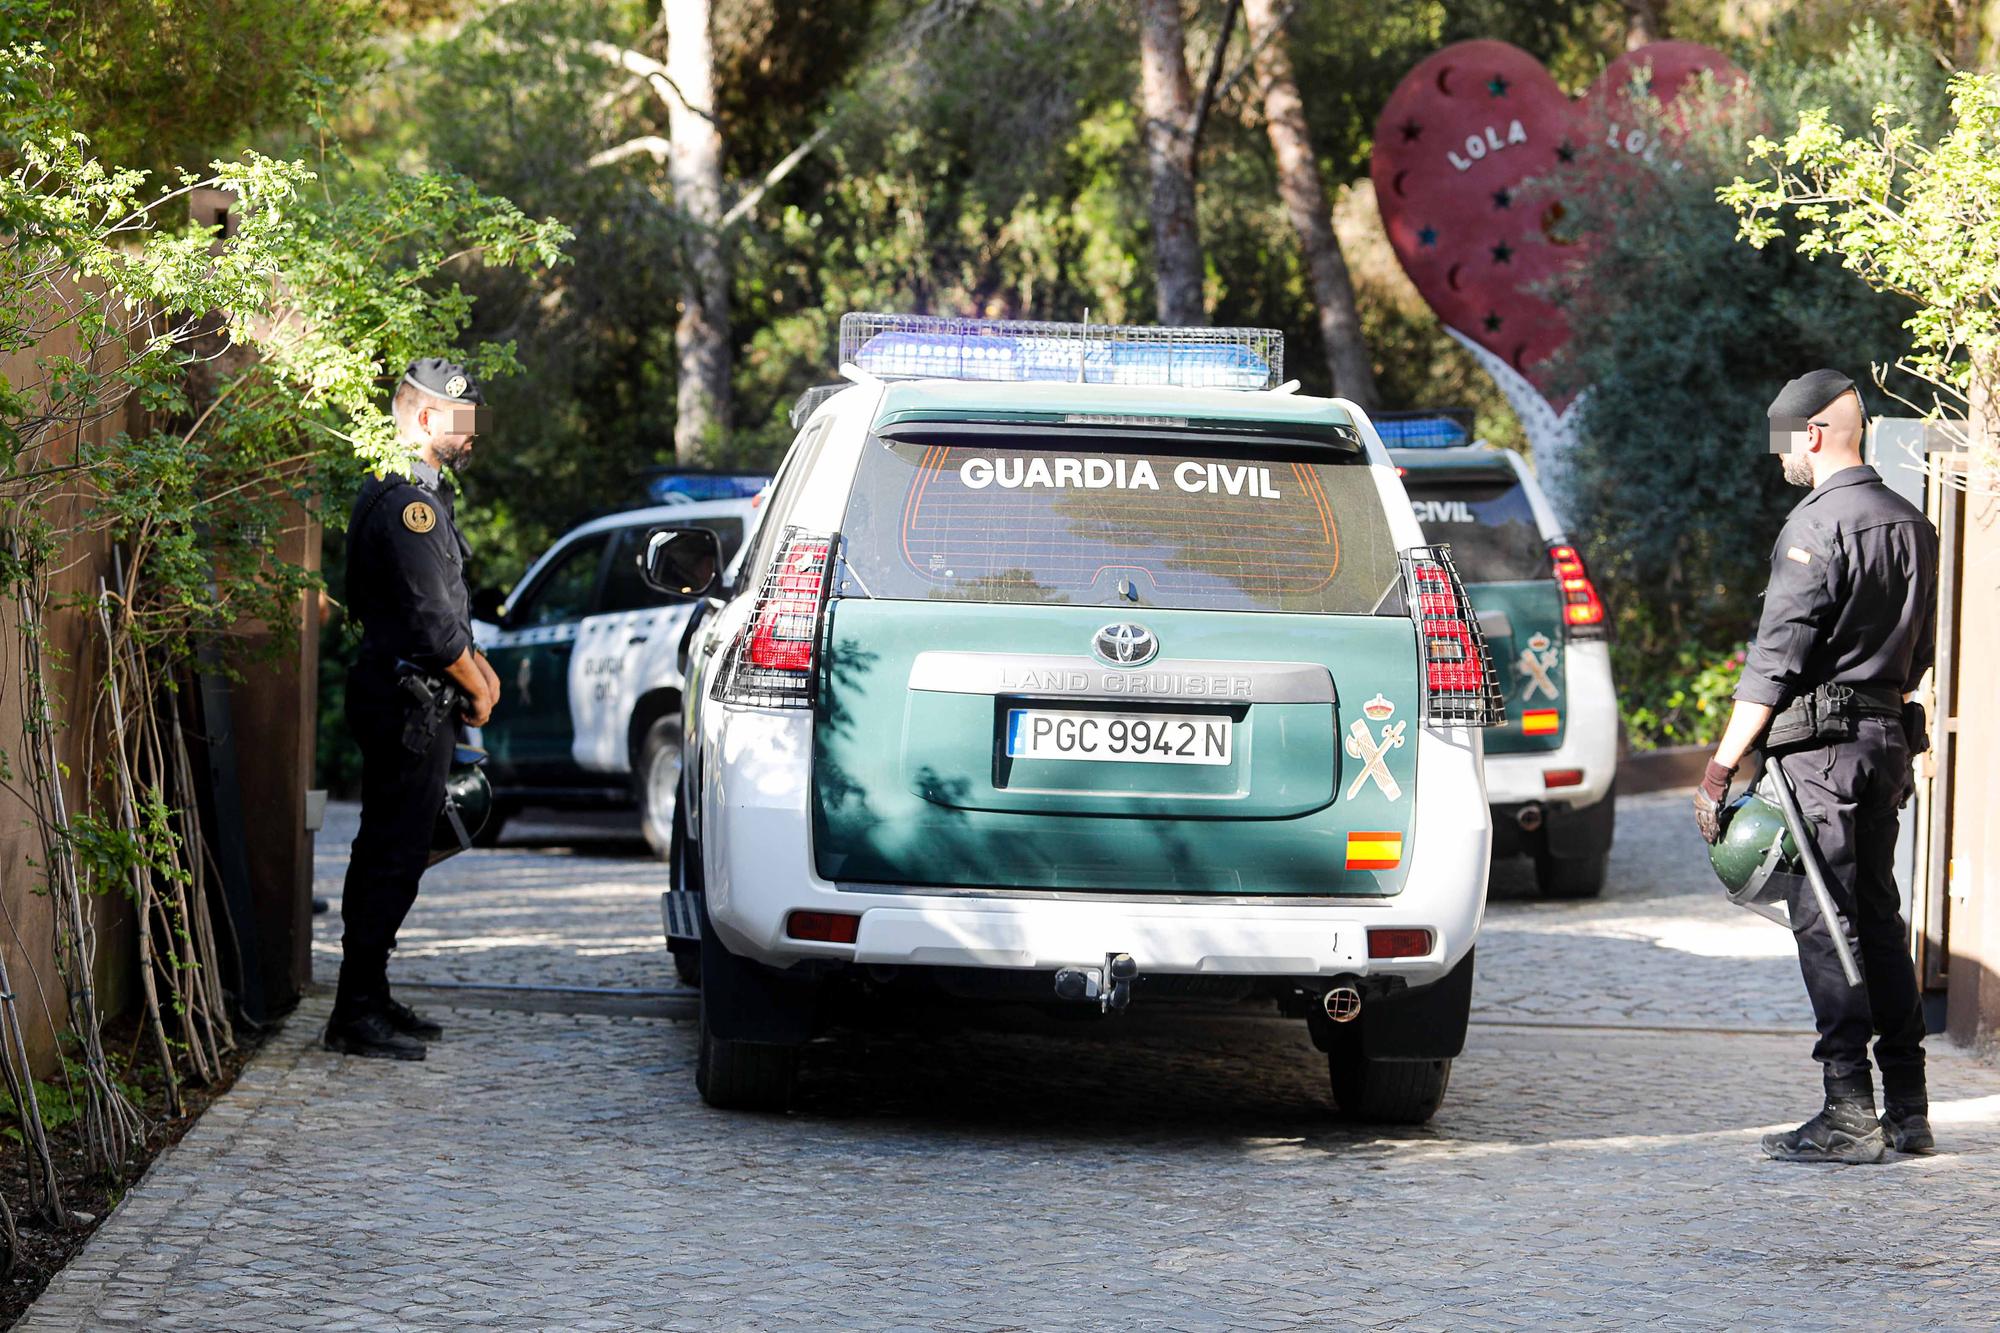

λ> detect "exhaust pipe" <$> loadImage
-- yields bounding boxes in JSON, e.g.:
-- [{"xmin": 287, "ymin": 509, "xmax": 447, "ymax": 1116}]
[
  {"xmin": 1517, "ymin": 803, "xmax": 1545, "ymax": 833},
  {"xmin": 1322, "ymin": 984, "xmax": 1363, "ymax": 1024}
]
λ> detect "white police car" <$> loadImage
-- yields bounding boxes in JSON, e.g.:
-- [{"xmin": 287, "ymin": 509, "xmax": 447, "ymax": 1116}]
[
  {"xmin": 643, "ymin": 314, "xmax": 1509, "ymax": 1123},
  {"xmin": 1383, "ymin": 414, "xmax": 1618, "ymax": 897},
  {"xmin": 469, "ymin": 496, "xmax": 759, "ymax": 855}
]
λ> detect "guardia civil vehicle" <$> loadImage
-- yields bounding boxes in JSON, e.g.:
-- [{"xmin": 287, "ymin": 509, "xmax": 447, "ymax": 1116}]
[
  {"xmin": 1383, "ymin": 415, "xmax": 1619, "ymax": 898},
  {"xmin": 644, "ymin": 314, "xmax": 1507, "ymax": 1123},
  {"xmin": 469, "ymin": 496, "xmax": 757, "ymax": 855}
]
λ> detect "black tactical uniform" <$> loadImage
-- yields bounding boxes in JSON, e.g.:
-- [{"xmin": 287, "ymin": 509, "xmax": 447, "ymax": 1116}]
[
  {"xmin": 330, "ymin": 359, "xmax": 484, "ymax": 1059},
  {"xmin": 1735, "ymin": 378, "xmax": 1938, "ymax": 1139}
]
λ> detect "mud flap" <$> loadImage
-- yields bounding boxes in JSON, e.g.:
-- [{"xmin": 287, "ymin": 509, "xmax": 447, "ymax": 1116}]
[
  {"xmin": 697, "ymin": 902, "xmax": 817, "ymax": 1044},
  {"xmin": 1360, "ymin": 948, "xmax": 1475, "ymax": 1061}
]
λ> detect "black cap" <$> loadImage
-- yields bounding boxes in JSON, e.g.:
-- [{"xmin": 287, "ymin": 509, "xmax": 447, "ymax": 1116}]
[
  {"xmin": 1767, "ymin": 368, "xmax": 1856, "ymax": 421},
  {"xmin": 402, "ymin": 356, "xmax": 483, "ymax": 406}
]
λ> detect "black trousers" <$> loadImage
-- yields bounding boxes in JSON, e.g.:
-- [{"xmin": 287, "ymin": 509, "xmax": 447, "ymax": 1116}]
[
  {"xmin": 1774, "ymin": 717, "xmax": 1926, "ymax": 1105},
  {"xmin": 335, "ymin": 668, "xmax": 454, "ymax": 1020}
]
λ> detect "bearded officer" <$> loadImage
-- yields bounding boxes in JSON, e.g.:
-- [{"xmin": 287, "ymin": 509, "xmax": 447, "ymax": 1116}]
[
  {"xmin": 1694, "ymin": 369, "xmax": 1939, "ymax": 1162},
  {"xmin": 327, "ymin": 358, "xmax": 502, "ymax": 1060}
]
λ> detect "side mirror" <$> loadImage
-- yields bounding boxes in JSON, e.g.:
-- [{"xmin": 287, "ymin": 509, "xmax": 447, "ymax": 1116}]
[
  {"xmin": 471, "ymin": 586, "xmax": 508, "ymax": 625},
  {"xmin": 641, "ymin": 526, "xmax": 722, "ymax": 600}
]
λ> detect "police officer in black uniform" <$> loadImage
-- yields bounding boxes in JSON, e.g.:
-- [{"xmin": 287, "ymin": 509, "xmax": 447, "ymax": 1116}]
[
  {"xmin": 1694, "ymin": 369, "xmax": 1939, "ymax": 1163},
  {"xmin": 326, "ymin": 358, "xmax": 502, "ymax": 1060}
]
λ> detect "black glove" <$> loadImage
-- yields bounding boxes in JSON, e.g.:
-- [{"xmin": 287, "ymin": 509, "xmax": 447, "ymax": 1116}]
[
  {"xmin": 1902, "ymin": 700, "xmax": 1929, "ymax": 757},
  {"xmin": 1694, "ymin": 759, "xmax": 1734, "ymax": 845}
]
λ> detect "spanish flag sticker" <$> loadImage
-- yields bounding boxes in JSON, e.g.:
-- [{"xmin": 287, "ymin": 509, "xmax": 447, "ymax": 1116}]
[
  {"xmin": 1522, "ymin": 709, "xmax": 1560, "ymax": 735},
  {"xmin": 1346, "ymin": 831, "xmax": 1404, "ymax": 871}
]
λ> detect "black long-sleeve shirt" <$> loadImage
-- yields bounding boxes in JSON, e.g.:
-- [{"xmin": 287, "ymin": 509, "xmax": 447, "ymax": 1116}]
[
  {"xmin": 1735, "ymin": 465, "xmax": 1938, "ymax": 708},
  {"xmin": 345, "ymin": 461, "xmax": 473, "ymax": 675}
]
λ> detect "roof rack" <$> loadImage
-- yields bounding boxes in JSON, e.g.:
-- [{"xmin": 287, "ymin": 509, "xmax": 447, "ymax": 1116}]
[{"xmin": 838, "ymin": 312, "xmax": 1284, "ymax": 392}]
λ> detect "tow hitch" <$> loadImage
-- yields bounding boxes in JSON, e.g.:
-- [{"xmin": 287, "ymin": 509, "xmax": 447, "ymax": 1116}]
[{"xmin": 1053, "ymin": 953, "xmax": 1139, "ymax": 1012}]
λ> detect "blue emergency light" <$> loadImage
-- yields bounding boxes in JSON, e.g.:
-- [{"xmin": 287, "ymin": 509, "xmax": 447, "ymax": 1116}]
[
  {"xmin": 839, "ymin": 312, "xmax": 1284, "ymax": 392},
  {"xmin": 1372, "ymin": 411, "xmax": 1475, "ymax": 449}
]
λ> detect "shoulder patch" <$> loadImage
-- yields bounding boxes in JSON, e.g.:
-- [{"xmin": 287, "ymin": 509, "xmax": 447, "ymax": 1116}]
[
  {"xmin": 403, "ymin": 501, "xmax": 437, "ymax": 534},
  {"xmin": 1786, "ymin": 546, "xmax": 1813, "ymax": 565}
]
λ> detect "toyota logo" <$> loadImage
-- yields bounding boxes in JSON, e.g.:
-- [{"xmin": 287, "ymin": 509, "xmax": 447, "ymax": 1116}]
[{"xmin": 1092, "ymin": 622, "xmax": 1158, "ymax": 667}]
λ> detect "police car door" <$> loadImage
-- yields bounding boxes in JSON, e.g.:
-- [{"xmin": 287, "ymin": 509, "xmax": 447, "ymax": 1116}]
[
  {"xmin": 573, "ymin": 514, "xmax": 751, "ymax": 773},
  {"xmin": 481, "ymin": 533, "xmax": 608, "ymax": 777}
]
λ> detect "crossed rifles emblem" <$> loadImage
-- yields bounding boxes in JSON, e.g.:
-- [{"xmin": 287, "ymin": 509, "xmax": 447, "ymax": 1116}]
[
  {"xmin": 1517, "ymin": 633, "xmax": 1559, "ymax": 702},
  {"xmin": 1345, "ymin": 717, "xmax": 1407, "ymax": 801}
]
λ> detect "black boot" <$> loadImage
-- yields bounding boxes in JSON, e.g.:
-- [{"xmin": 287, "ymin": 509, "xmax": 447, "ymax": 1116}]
[
  {"xmin": 1762, "ymin": 1095, "xmax": 1886, "ymax": 1164},
  {"xmin": 382, "ymin": 996, "xmax": 444, "ymax": 1041},
  {"xmin": 1882, "ymin": 1102, "xmax": 1935, "ymax": 1155},
  {"xmin": 323, "ymin": 1009, "xmax": 427, "ymax": 1061}
]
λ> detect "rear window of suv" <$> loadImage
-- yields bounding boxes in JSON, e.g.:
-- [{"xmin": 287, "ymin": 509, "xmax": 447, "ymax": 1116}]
[
  {"xmin": 838, "ymin": 434, "xmax": 1401, "ymax": 614},
  {"xmin": 1404, "ymin": 474, "xmax": 1547, "ymax": 583}
]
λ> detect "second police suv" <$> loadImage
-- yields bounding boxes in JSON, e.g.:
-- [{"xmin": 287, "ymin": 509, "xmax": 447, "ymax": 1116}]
[{"xmin": 641, "ymin": 314, "xmax": 1511, "ymax": 1123}]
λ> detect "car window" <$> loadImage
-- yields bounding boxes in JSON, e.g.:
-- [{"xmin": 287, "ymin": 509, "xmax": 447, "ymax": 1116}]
[
  {"xmin": 1403, "ymin": 476, "xmax": 1547, "ymax": 582},
  {"xmin": 838, "ymin": 434, "xmax": 1401, "ymax": 615},
  {"xmin": 739, "ymin": 419, "xmax": 831, "ymax": 586},
  {"xmin": 599, "ymin": 518, "xmax": 746, "ymax": 614},
  {"xmin": 511, "ymin": 534, "xmax": 608, "ymax": 628}
]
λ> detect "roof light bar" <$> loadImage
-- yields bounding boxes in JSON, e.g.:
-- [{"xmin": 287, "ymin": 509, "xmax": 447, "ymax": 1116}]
[
  {"xmin": 838, "ymin": 312, "xmax": 1284, "ymax": 391},
  {"xmin": 1373, "ymin": 409, "xmax": 1475, "ymax": 449}
]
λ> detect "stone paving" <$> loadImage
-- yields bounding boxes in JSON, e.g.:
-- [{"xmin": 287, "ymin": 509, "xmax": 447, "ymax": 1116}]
[{"xmin": 22, "ymin": 793, "xmax": 2000, "ymax": 1330}]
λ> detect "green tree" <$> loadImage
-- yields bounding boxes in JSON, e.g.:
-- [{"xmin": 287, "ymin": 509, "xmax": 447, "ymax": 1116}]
[{"xmin": 1547, "ymin": 25, "xmax": 1948, "ymax": 742}]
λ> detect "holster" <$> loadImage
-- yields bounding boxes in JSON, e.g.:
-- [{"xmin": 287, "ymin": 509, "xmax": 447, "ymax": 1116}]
[
  {"xmin": 1902, "ymin": 701, "xmax": 1930, "ymax": 756},
  {"xmin": 396, "ymin": 669, "xmax": 461, "ymax": 754}
]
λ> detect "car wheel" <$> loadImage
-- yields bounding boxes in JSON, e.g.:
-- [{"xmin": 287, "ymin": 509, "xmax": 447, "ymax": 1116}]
[
  {"xmin": 1533, "ymin": 847, "xmax": 1609, "ymax": 899},
  {"xmin": 1327, "ymin": 1038, "xmax": 1451, "ymax": 1125},
  {"xmin": 695, "ymin": 986, "xmax": 798, "ymax": 1112},
  {"xmin": 637, "ymin": 715, "xmax": 683, "ymax": 862}
]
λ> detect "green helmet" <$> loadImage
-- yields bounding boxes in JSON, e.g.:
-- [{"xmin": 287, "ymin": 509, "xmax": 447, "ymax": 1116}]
[
  {"xmin": 429, "ymin": 746, "xmax": 494, "ymax": 866},
  {"xmin": 1708, "ymin": 792, "xmax": 1798, "ymax": 906}
]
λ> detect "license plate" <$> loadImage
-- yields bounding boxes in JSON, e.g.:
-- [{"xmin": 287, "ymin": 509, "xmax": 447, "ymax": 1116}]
[{"xmin": 1005, "ymin": 709, "xmax": 1231, "ymax": 766}]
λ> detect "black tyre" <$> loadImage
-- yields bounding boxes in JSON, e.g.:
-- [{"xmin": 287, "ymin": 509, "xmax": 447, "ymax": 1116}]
[
  {"xmin": 1533, "ymin": 847, "xmax": 1609, "ymax": 899},
  {"xmin": 695, "ymin": 987, "xmax": 798, "ymax": 1112},
  {"xmin": 1328, "ymin": 1040, "xmax": 1452, "ymax": 1125},
  {"xmin": 1535, "ymin": 780, "xmax": 1616, "ymax": 899},
  {"xmin": 637, "ymin": 715, "xmax": 683, "ymax": 862}
]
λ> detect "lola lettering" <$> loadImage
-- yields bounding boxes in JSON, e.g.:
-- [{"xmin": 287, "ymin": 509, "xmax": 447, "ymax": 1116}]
[{"xmin": 1446, "ymin": 118, "xmax": 1528, "ymax": 172}]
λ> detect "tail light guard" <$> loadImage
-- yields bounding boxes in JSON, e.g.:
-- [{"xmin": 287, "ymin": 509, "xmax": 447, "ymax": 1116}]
[{"xmin": 1401, "ymin": 545, "xmax": 1506, "ymax": 728}]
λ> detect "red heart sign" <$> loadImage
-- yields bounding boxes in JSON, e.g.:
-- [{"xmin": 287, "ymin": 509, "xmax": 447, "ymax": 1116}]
[{"xmin": 1371, "ymin": 40, "xmax": 1746, "ymax": 405}]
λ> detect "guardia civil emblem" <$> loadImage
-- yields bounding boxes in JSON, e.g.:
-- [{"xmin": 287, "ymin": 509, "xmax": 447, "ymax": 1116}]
[
  {"xmin": 1517, "ymin": 632, "xmax": 1558, "ymax": 701},
  {"xmin": 403, "ymin": 501, "xmax": 437, "ymax": 534},
  {"xmin": 445, "ymin": 374, "xmax": 469, "ymax": 400}
]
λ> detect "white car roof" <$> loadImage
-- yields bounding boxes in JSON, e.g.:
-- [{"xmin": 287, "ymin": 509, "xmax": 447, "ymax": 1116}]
[{"xmin": 501, "ymin": 494, "xmax": 765, "ymax": 609}]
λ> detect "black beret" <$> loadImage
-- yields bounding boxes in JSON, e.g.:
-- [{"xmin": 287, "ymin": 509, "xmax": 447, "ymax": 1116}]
[
  {"xmin": 402, "ymin": 356, "xmax": 483, "ymax": 406},
  {"xmin": 1767, "ymin": 368, "xmax": 1856, "ymax": 421}
]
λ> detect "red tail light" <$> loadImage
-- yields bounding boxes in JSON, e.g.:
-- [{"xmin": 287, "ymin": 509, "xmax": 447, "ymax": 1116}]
[
  {"xmin": 786, "ymin": 910, "xmax": 860, "ymax": 944},
  {"xmin": 1406, "ymin": 547, "xmax": 1505, "ymax": 727},
  {"xmin": 720, "ymin": 527, "xmax": 833, "ymax": 707},
  {"xmin": 1368, "ymin": 928, "xmax": 1433, "ymax": 959},
  {"xmin": 1548, "ymin": 543, "xmax": 1606, "ymax": 638}
]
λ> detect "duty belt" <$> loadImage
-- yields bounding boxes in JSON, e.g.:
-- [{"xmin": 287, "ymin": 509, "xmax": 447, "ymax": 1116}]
[{"xmin": 1766, "ymin": 682, "xmax": 1903, "ymax": 752}]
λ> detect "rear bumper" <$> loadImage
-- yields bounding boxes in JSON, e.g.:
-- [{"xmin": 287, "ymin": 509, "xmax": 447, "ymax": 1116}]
[
  {"xmin": 1481, "ymin": 640, "xmax": 1618, "ymax": 808},
  {"xmin": 700, "ymin": 707, "xmax": 1489, "ymax": 987}
]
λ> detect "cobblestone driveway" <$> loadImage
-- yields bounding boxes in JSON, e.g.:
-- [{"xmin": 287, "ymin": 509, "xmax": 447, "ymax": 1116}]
[{"xmin": 22, "ymin": 795, "xmax": 2000, "ymax": 1331}]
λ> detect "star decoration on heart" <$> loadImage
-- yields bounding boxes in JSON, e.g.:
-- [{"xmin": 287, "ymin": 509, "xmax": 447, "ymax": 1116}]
[{"xmin": 1370, "ymin": 38, "xmax": 1747, "ymax": 405}]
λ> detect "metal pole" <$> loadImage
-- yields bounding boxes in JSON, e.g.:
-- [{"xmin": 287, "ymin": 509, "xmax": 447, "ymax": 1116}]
[{"xmin": 1766, "ymin": 758, "xmax": 1865, "ymax": 988}]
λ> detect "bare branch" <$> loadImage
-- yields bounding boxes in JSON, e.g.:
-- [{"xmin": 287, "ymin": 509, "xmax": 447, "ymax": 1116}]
[
  {"xmin": 587, "ymin": 135, "xmax": 672, "ymax": 170},
  {"xmin": 720, "ymin": 125, "xmax": 833, "ymax": 230},
  {"xmin": 580, "ymin": 40, "xmax": 718, "ymax": 126},
  {"xmin": 1187, "ymin": 0, "xmax": 1242, "ymax": 152}
]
